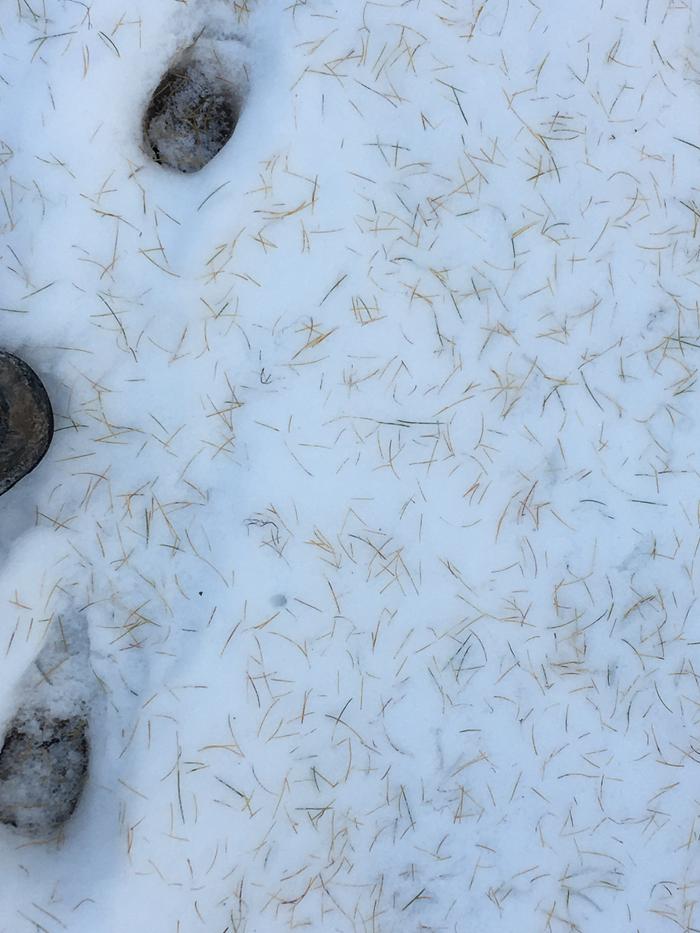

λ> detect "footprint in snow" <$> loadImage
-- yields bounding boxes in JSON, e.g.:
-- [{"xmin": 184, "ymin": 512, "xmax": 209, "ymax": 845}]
[
  {"xmin": 143, "ymin": 28, "xmax": 249, "ymax": 174},
  {"xmin": 0, "ymin": 614, "xmax": 93, "ymax": 837}
]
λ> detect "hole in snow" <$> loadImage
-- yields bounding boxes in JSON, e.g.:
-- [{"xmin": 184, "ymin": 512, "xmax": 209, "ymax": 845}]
[
  {"xmin": 144, "ymin": 42, "xmax": 245, "ymax": 173},
  {"xmin": 0, "ymin": 708, "xmax": 89, "ymax": 837},
  {"xmin": 0, "ymin": 351, "xmax": 53, "ymax": 497},
  {"xmin": 0, "ymin": 615, "xmax": 93, "ymax": 837}
]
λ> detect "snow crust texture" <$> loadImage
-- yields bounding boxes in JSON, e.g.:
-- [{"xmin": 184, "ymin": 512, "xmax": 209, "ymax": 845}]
[{"xmin": 1, "ymin": 0, "xmax": 700, "ymax": 931}]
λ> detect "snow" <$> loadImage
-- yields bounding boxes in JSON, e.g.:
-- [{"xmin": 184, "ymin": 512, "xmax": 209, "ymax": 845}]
[{"xmin": 1, "ymin": 0, "xmax": 699, "ymax": 930}]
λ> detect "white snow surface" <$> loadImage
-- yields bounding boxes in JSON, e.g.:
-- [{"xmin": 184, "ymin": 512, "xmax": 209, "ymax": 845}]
[{"xmin": 1, "ymin": 0, "xmax": 700, "ymax": 930}]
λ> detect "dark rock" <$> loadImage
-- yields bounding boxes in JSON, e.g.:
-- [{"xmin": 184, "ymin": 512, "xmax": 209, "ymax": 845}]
[{"xmin": 0, "ymin": 351, "xmax": 53, "ymax": 497}]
